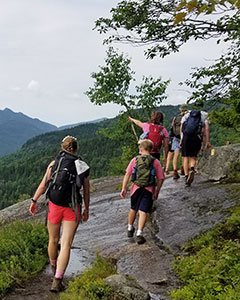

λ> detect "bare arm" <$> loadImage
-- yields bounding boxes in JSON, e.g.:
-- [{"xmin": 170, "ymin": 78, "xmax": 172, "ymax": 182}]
[
  {"xmin": 29, "ymin": 161, "xmax": 54, "ymax": 216},
  {"xmin": 205, "ymin": 123, "xmax": 211, "ymax": 148},
  {"xmin": 154, "ymin": 179, "xmax": 164, "ymax": 200},
  {"xmin": 82, "ymin": 176, "xmax": 90, "ymax": 221},
  {"xmin": 128, "ymin": 117, "xmax": 143, "ymax": 128},
  {"xmin": 163, "ymin": 138, "xmax": 168, "ymax": 169},
  {"xmin": 180, "ymin": 124, "xmax": 183, "ymax": 145},
  {"xmin": 120, "ymin": 172, "xmax": 131, "ymax": 198}
]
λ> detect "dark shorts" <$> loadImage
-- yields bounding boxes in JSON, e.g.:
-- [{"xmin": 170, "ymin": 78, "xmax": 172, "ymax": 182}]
[
  {"xmin": 168, "ymin": 144, "xmax": 174, "ymax": 152},
  {"xmin": 181, "ymin": 135, "xmax": 202, "ymax": 157},
  {"xmin": 131, "ymin": 187, "xmax": 153, "ymax": 213}
]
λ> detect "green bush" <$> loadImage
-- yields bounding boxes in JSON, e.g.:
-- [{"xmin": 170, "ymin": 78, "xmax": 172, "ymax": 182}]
[
  {"xmin": 170, "ymin": 207, "xmax": 240, "ymax": 300},
  {"xmin": 0, "ymin": 220, "xmax": 48, "ymax": 296},
  {"xmin": 60, "ymin": 254, "xmax": 117, "ymax": 300}
]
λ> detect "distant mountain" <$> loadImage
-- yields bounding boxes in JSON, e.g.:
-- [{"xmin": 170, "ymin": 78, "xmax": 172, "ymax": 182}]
[
  {"xmin": 0, "ymin": 108, "xmax": 57, "ymax": 157},
  {"xmin": 0, "ymin": 108, "xmax": 110, "ymax": 157},
  {"xmin": 58, "ymin": 118, "xmax": 108, "ymax": 130}
]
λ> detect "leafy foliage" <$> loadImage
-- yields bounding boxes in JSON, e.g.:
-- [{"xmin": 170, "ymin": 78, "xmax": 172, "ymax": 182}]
[
  {"xmin": 0, "ymin": 220, "xmax": 48, "ymax": 296},
  {"xmin": 174, "ymin": 0, "xmax": 240, "ymax": 23},
  {"xmin": 170, "ymin": 207, "xmax": 240, "ymax": 299},
  {"xmin": 86, "ymin": 47, "xmax": 169, "ymax": 113},
  {"xmin": 60, "ymin": 254, "xmax": 116, "ymax": 300},
  {"xmin": 95, "ymin": 0, "xmax": 240, "ymax": 130},
  {"xmin": 95, "ymin": 0, "xmax": 239, "ymax": 59},
  {"xmin": 86, "ymin": 47, "xmax": 169, "ymax": 165}
]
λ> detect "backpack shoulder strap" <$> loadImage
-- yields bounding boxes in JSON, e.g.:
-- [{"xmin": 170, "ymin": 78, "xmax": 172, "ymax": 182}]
[{"xmin": 149, "ymin": 155, "xmax": 155, "ymax": 166}]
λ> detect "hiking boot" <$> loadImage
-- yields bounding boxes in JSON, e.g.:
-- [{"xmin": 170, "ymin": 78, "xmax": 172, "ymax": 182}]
[
  {"xmin": 165, "ymin": 169, "xmax": 169, "ymax": 175},
  {"xmin": 180, "ymin": 168, "xmax": 185, "ymax": 176},
  {"xmin": 127, "ymin": 227, "xmax": 135, "ymax": 237},
  {"xmin": 186, "ymin": 170, "xmax": 195, "ymax": 186},
  {"xmin": 173, "ymin": 171, "xmax": 180, "ymax": 180},
  {"xmin": 136, "ymin": 235, "xmax": 146, "ymax": 245},
  {"xmin": 50, "ymin": 278, "xmax": 65, "ymax": 293}
]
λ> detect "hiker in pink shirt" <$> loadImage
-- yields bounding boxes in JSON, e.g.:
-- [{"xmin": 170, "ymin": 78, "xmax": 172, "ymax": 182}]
[
  {"xmin": 129, "ymin": 110, "xmax": 169, "ymax": 169},
  {"xmin": 121, "ymin": 139, "xmax": 164, "ymax": 244}
]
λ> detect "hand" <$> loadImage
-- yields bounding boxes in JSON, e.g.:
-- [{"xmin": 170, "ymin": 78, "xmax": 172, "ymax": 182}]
[
  {"xmin": 82, "ymin": 208, "xmax": 89, "ymax": 222},
  {"xmin": 128, "ymin": 117, "xmax": 133, "ymax": 122},
  {"xmin": 120, "ymin": 189, "xmax": 127, "ymax": 198},
  {"xmin": 154, "ymin": 191, "xmax": 158, "ymax": 201},
  {"xmin": 205, "ymin": 142, "xmax": 211, "ymax": 149},
  {"xmin": 29, "ymin": 203, "xmax": 37, "ymax": 216}
]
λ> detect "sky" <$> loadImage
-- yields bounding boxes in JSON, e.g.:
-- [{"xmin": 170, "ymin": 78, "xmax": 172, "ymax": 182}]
[{"xmin": 0, "ymin": 0, "xmax": 228, "ymax": 127}]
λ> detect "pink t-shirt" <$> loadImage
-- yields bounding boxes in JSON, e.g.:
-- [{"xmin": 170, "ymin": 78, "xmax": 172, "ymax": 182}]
[
  {"xmin": 126, "ymin": 156, "xmax": 165, "ymax": 196},
  {"xmin": 142, "ymin": 122, "xmax": 169, "ymax": 138}
]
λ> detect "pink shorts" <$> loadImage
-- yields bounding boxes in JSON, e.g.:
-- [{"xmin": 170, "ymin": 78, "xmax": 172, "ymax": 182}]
[{"xmin": 48, "ymin": 201, "xmax": 80, "ymax": 224}]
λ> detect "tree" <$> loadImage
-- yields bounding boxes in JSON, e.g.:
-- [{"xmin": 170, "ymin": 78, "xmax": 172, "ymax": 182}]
[
  {"xmin": 95, "ymin": 0, "xmax": 240, "ymax": 130},
  {"xmin": 86, "ymin": 47, "xmax": 169, "ymax": 170},
  {"xmin": 86, "ymin": 47, "xmax": 169, "ymax": 113},
  {"xmin": 95, "ymin": 0, "xmax": 239, "ymax": 58}
]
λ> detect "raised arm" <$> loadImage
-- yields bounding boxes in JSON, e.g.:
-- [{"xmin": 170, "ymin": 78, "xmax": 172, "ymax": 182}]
[{"xmin": 128, "ymin": 117, "xmax": 143, "ymax": 128}]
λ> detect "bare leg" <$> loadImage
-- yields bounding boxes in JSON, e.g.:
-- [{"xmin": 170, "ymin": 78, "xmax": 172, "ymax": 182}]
[
  {"xmin": 189, "ymin": 157, "xmax": 197, "ymax": 169},
  {"xmin": 56, "ymin": 221, "xmax": 79, "ymax": 272},
  {"xmin": 166, "ymin": 151, "xmax": 173, "ymax": 171},
  {"xmin": 128, "ymin": 209, "xmax": 137, "ymax": 225},
  {"xmin": 138, "ymin": 210, "xmax": 147, "ymax": 231},
  {"xmin": 183, "ymin": 157, "xmax": 189, "ymax": 176},
  {"xmin": 47, "ymin": 221, "xmax": 61, "ymax": 261},
  {"xmin": 173, "ymin": 149, "xmax": 180, "ymax": 170}
]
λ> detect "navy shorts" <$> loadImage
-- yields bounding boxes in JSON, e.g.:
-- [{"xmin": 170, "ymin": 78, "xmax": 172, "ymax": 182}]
[
  {"xmin": 181, "ymin": 135, "xmax": 202, "ymax": 157},
  {"xmin": 131, "ymin": 187, "xmax": 153, "ymax": 213}
]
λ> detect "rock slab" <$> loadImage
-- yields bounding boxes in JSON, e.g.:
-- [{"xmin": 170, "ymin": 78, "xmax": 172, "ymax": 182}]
[
  {"xmin": 198, "ymin": 143, "xmax": 240, "ymax": 181},
  {"xmin": 105, "ymin": 274, "xmax": 150, "ymax": 300}
]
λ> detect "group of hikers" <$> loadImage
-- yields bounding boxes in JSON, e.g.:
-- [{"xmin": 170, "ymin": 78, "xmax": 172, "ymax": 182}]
[{"xmin": 29, "ymin": 104, "xmax": 211, "ymax": 293}]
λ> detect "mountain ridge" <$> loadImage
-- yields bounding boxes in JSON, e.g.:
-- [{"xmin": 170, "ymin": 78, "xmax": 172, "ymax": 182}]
[
  {"xmin": 0, "ymin": 108, "xmax": 57, "ymax": 157},
  {"xmin": 0, "ymin": 108, "xmax": 108, "ymax": 157}
]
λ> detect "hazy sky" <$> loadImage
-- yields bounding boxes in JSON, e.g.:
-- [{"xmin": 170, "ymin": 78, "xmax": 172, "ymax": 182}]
[{"xmin": 0, "ymin": 0, "xmax": 227, "ymax": 126}]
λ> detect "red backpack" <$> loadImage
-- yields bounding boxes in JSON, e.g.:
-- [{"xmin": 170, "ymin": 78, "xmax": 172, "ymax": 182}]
[{"xmin": 145, "ymin": 124, "xmax": 164, "ymax": 153}]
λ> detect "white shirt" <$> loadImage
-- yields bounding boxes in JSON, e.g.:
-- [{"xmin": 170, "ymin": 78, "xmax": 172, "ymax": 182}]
[{"xmin": 181, "ymin": 110, "xmax": 209, "ymax": 127}]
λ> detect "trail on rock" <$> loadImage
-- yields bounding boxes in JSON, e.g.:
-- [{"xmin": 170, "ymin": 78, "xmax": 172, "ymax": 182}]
[{"xmin": 3, "ymin": 175, "xmax": 238, "ymax": 300}]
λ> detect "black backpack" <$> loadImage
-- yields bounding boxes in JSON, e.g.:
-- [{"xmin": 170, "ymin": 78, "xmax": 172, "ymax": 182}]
[
  {"xmin": 172, "ymin": 114, "xmax": 183, "ymax": 138},
  {"xmin": 182, "ymin": 110, "xmax": 202, "ymax": 137},
  {"xmin": 46, "ymin": 151, "xmax": 81, "ymax": 208},
  {"xmin": 131, "ymin": 155, "xmax": 155, "ymax": 187}
]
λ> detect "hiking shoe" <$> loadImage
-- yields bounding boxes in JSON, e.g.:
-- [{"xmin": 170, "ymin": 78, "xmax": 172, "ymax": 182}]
[
  {"xmin": 165, "ymin": 169, "xmax": 169, "ymax": 175},
  {"xmin": 50, "ymin": 278, "xmax": 65, "ymax": 293},
  {"xmin": 127, "ymin": 227, "xmax": 135, "ymax": 237},
  {"xmin": 180, "ymin": 169, "xmax": 185, "ymax": 176},
  {"xmin": 173, "ymin": 171, "xmax": 180, "ymax": 180},
  {"xmin": 136, "ymin": 235, "xmax": 146, "ymax": 245},
  {"xmin": 186, "ymin": 170, "xmax": 195, "ymax": 186}
]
